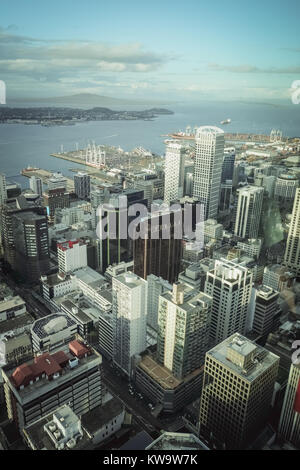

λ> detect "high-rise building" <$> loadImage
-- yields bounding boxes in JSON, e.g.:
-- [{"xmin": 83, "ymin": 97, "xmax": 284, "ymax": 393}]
[
  {"xmin": 29, "ymin": 176, "xmax": 43, "ymax": 197},
  {"xmin": 199, "ymin": 333, "xmax": 279, "ymax": 449},
  {"xmin": 252, "ymin": 286, "xmax": 280, "ymax": 337},
  {"xmin": 234, "ymin": 186, "xmax": 264, "ymax": 239},
  {"xmin": 284, "ymin": 188, "xmax": 300, "ymax": 276},
  {"xmin": 57, "ymin": 239, "xmax": 87, "ymax": 274},
  {"xmin": 221, "ymin": 147, "xmax": 235, "ymax": 183},
  {"xmin": 146, "ymin": 274, "xmax": 172, "ymax": 331},
  {"xmin": 274, "ymin": 173, "xmax": 298, "ymax": 202},
  {"xmin": 112, "ymin": 272, "xmax": 147, "ymax": 377},
  {"xmin": 157, "ymin": 283, "xmax": 212, "ymax": 379},
  {"xmin": 204, "ymin": 259, "xmax": 252, "ymax": 344},
  {"xmin": 43, "ymin": 187, "xmax": 70, "ymax": 223},
  {"xmin": 0, "ymin": 172, "xmax": 7, "ymax": 206},
  {"xmin": 192, "ymin": 126, "xmax": 224, "ymax": 219},
  {"xmin": 278, "ymin": 362, "xmax": 300, "ymax": 447},
  {"xmin": 164, "ymin": 140, "xmax": 185, "ymax": 204},
  {"xmin": 74, "ymin": 172, "xmax": 91, "ymax": 200},
  {"xmin": 133, "ymin": 206, "xmax": 182, "ymax": 284},
  {"xmin": 2, "ymin": 340, "xmax": 102, "ymax": 433}
]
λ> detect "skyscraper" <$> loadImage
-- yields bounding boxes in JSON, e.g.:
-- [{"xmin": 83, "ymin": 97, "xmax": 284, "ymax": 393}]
[
  {"xmin": 199, "ymin": 333, "xmax": 279, "ymax": 449},
  {"xmin": 234, "ymin": 185, "xmax": 264, "ymax": 239},
  {"xmin": 164, "ymin": 140, "xmax": 185, "ymax": 204},
  {"xmin": 146, "ymin": 274, "xmax": 172, "ymax": 331},
  {"xmin": 204, "ymin": 259, "xmax": 252, "ymax": 344},
  {"xmin": 278, "ymin": 362, "xmax": 300, "ymax": 447},
  {"xmin": 133, "ymin": 206, "xmax": 182, "ymax": 284},
  {"xmin": 252, "ymin": 286, "xmax": 280, "ymax": 337},
  {"xmin": 29, "ymin": 176, "xmax": 43, "ymax": 197},
  {"xmin": 284, "ymin": 188, "xmax": 300, "ymax": 276},
  {"xmin": 112, "ymin": 272, "xmax": 147, "ymax": 377},
  {"xmin": 157, "ymin": 283, "xmax": 212, "ymax": 379},
  {"xmin": 192, "ymin": 126, "xmax": 224, "ymax": 219},
  {"xmin": 74, "ymin": 172, "xmax": 91, "ymax": 200},
  {"xmin": 0, "ymin": 172, "xmax": 7, "ymax": 206}
]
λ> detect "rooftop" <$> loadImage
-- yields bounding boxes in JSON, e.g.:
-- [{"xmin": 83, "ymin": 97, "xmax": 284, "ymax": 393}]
[
  {"xmin": 207, "ymin": 333, "xmax": 279, "ymax": 382},
  {"xmin": 0, "ymin": 296, "xmax": 25, "ymax": 314},
  {"xmin": 81, "ymin": 396, "xmax": 124, "ymax": 434},
  {"xmin": 31, "ymin": 313, "xmax": 76, "ymax": 339},
  {"xmin": 146, "ymin": 432, "xmax": 209, "ymax": 451}
]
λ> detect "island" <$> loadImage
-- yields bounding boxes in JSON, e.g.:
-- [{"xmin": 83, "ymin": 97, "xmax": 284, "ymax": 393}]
[{"xmin": 0, "ymin": 106, "xmax": 174, "ymax": 126}]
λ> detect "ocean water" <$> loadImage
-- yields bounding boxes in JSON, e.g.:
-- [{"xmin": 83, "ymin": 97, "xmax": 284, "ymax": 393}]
[{"xmin": 0, "ymin": 101, "xmax": 299, "ymax": 188}]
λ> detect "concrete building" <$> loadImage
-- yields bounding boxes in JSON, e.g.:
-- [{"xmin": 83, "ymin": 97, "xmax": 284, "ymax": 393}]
[
  {"xmin": 29, "ymin": 176, "xmax": 43, "ymax": 197},
  {"xmin": 284, "ymin": 188, "xmax": 300, "ymax": 276},
  {"xmin": 74, "ymin": 172, "xmax": 91, "ymax": 200},
  {"xmin": 0, "ymin": 172, "xmax": 6, "ymax": 207},
  {"xmin": 43, "ymin": 187, "xmax": 70, "ymax": 224},
  {"xmin": 203, "ymin": 219, "xmax": 223, "ymax": 244},
  {"xmin": 57, "ymin": 239, "xmax": 87, "ymax": 274},
  {"xmin": 157, "ymin": 284, "xmax": 212, "ymax": 379},
  {"xmin": 263, "ymin": 264, "xmax": 295, "ymax": 292},
  {"xmin": 199, "ymin": 333, "xmax": 279, "ymax": 449},
  {"xmin": 164, "ymin": 140, "xmax": 185, "ymax": 204},
  {"xmin": 146, "ymin": 274, "xmax": 172, "ymax": 331},
  {"xmin": 252, "ymin": 286, "xmax": 280, "ymax": 337},
  {"xmin": 274, "ymin": 173, "xmax": 298, "ymax": 202},
  {"xmin": 31, "ymin": 313, "xmax": 77, "ymax": 353},
  {"xmin": 0, "ymin": 296, "xmax": 26, "ymax": 323},
  {"xmin": 47, "ymin": 172, "xmax": 67, "ymax": 191},
  {"xmin": 112, "ymin": 272, "xmax": 147, "ymax": 377},
  {"xmin": 278, "ymin": 362, "xmax": 300, "ymax": 447},
  {"xmin": 204, "ymin": 259, "xmax": 252, "ymax": 344},
  {"xmin": 192, "ymin": 126, "xmax": 224, "ymax": 219},
  {"xmin": 237, "ymin": 238, "xmax": 262, "ymax": 259},
  {"xmin": 2, "ymin": 340, "xmax": 102, "ymax": 433},
  {"xmin": 234, "ymin": 186, "xmax": 264, "ymax": 239}
]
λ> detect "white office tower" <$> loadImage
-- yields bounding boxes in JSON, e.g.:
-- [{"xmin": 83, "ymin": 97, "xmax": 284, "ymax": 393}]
[
  {"xmin": 279, "ymin": 362, "xmax": 300, "ymax": 447},
  {"xmin": 112, "ymin": 272, "xmax": 147, "ymax": 377},
  {"xmin": 164, "ymin": 140, "xmax": 185, "ymax": 204},
  {"xmin": 29, "ymin": 176, "xmax": 43, "ymax": 196},
  {"xmin": 0, "ymin": 172, "xmax": 6, "ymax": 206},
  {"xmin": 157, "ymin": 283, "xmax": 212, "ymax": 379},
  {"xmin": 74, "ymin": 172, "xmax": 91, "ymax": 199},
  {"xmin": 199, "ymin": 333, "xmax": 279, "ymax": 449},
  {"xmin": 284, "ymin": 188, "xmax": 300, "ymax": 276},
  {"xmin": 234, "ymin": 185, "xmax": 264, "ymax": 239},
  {"xmin": 57, "ymin": 240, "xmax": 87, "ymax": 274},
  {"xmin": 192, "ymin": 126, "xmax": 224, "ymax": 219},
  {"xmin": 146, "ymin": 274, "xmax": 172, "ymax": 331},
  {"xmin": 205, "ymin": 259, "xmax": 252, "ymax": 344}
]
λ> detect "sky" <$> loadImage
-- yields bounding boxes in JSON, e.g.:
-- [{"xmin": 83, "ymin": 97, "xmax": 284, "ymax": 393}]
[{"xmin": 1, "ymin": 0, "xmax": 300, "ymax": 102}]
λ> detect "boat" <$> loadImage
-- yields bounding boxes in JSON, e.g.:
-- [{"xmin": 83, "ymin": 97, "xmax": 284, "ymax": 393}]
[{"xmin": 220, "ymin": 119, "xmax": 231, "ymax": 125}]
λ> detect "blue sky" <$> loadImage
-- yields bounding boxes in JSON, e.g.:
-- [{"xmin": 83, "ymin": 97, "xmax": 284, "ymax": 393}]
[{"xmin": 1, "ymin": 0, "xmax": 300, "ymax": 101}]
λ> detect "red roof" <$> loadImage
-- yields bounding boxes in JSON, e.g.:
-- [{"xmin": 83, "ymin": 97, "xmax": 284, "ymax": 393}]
[
  {"xmin": 57, "ymin": 240, "xmax": 79, "ymax": 251},
  {"xmin": 69, "ymin": 340, "xmax": 89, "ymax": 358},
  {"xmin": 11, "ymin": 351, "xmax": 69, "ymax": 388}
]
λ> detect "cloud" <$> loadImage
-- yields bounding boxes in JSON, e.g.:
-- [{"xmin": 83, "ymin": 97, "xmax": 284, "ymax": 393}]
[{"xmin": 208, "ymin": 63, "xmax": 300, "ymax": 74}]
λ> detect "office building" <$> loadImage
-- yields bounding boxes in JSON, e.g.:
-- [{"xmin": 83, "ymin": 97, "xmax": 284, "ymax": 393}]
[
  {"xmin": 29, "ymin": 176, "xmax": 43, "ymax": 197},
  {"xmin": 278, "ymin": 362, "xmax": 300, "ymax": 447},
  {"xmin": 263, "ymin": 264, "xmax": 295, "ymax": 292},
  {"xmin": 74, "ymin": 172, "xmax": 91, "ymax": 200},
  {"xmin": 164, "ymin": 140, "xmax": 185, "ymax": 204},
  {"xmin": 43, "ymin": 187, "xmax": 70, "ymax": 224},
  {"xmin": 0, "ymin": 172, "xmax": 7, "ymax": 206},
  {"xmin": 31, "ymin": 313, "xmax": 78, "ymax": 353},
  {"xmin": 57, "ymin": 239, "xmax": 87, "ymax": 274},
  {"xmin": 133, "ymin": 206, "xmax": 182, "ymax": 284},
  {"xmin": 274, "ymin": 173, "xmax": 298, "ymax": 202},
  {"xmin": 204, "ymin": 259, "xmax": 252, "ymax": 344},
  {"xmin": 146, "ymin": 274, "xmax": 172, "ymax": 331},
  {"xmin": 2, "ymin": 340, "xmax": 102, "ymax": 433},
  {"xmin": 221, "ymin": 148, "xmax": 235, "ymax": 183},
  {"xmin": 192, "ymin": 126, "xmax": 224, "ymax": 219},
  {"xmin": 234, "ymin": 186, "xmax": 264, "ymax": 239},
  {"xmin": 157, "ymin": 283, "xmax": 212, "ymax": 379},
  {"xmin": 112, "ymin": 272, "xmax": 147, "ymax": 377},
  {"xmin": 252, "ymin": 286, "xmax": 280, "ymax": 337},
  {"xmin": 48, "ymin": 172, "xmax": 67, "ymax": 191},
  {"xmin": 199, "ymin": 333, "xmax": 279, "ymax": 449},
  {"xmin": 284, "ymin": 188, "xmax": 300, "ymax": 275}
]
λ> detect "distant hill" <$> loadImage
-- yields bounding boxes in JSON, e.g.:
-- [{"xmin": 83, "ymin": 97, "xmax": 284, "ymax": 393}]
[{"xmin": 13, "ymin": 93, "xmax": 171, "ymax": 107}]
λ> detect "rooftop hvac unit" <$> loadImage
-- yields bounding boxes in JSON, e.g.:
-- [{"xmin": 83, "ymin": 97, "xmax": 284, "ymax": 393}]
[
  {"xmin": 48, "ymin": 423, "xmax": 57, "ymax": 432},
  {"xmin": 66, "ymin": 438, "xmax": 77, "ymax": 449}
]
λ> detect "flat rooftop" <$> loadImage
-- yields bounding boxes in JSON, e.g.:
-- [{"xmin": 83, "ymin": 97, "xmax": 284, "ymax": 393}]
[
  {"xmin": 81, "ymin": 396, "xmax": 124, "ymax": 433},
  {"xmin": 0, "ymin": 295, "xmax": 25, "ymax": 313},
  {"xmin": 208, "ymin": 333, "xmax": 279, "ymax": 382},
  {"xmin": 0, "ymin": 312, "xmax": 33, "ymax": 335},
  {"xmin": 138, "ymin": 354, "xmax": 203, "ymax": 390}
]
